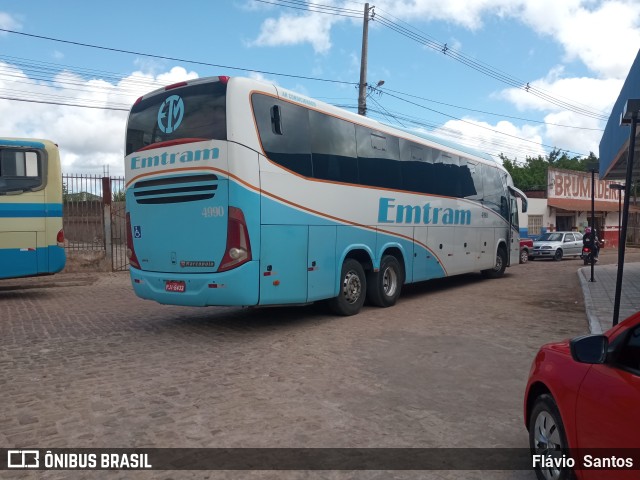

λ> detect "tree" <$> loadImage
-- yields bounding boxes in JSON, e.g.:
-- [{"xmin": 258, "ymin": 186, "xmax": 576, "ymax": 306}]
[
  {"xmin": 500, "ymin": 150, "xmax": 599, "ymax": 192},
  {"xmin": 112, "ymin": 189, "xmax": 126, "ymax": 201}
]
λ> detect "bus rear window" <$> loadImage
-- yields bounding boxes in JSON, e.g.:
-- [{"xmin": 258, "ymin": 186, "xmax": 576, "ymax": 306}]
[
  {"xmin": 0, "ymin": 149, "xmax": 43, "ymax": 193},
  {"xmin": 126, "ymin": 81, "xmax": 227, "ymax": 155}
]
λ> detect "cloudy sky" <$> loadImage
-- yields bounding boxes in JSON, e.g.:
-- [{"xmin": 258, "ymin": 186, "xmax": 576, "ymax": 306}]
[{"xmin": 0, "ymin": 0, "xmax": 638, "ymax": 175}]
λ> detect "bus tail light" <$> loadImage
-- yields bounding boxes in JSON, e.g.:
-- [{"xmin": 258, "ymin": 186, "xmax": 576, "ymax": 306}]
[
  {"xmin": 56, "ymin": 229, "xmax": 65, "ymax": 247},
  {"xmin": 126, "ymin": 212, "xmax": 141, "ymax": 269},
  {"xmin": 165, "ymin": 81, "xmax": 188, "ymax": 91},
  {"xmin": 218, "ymin": 207, "xmax": 252, "ymax": 272}
]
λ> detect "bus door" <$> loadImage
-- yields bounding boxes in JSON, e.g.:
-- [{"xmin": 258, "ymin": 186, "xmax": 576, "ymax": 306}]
[
  {"xmin": 508, "ymin": 197, "xmax": 519, "ymax": 266},
  {"xmin": 508, "ymin": 186, "xmax": 528, "ymax": 266}
]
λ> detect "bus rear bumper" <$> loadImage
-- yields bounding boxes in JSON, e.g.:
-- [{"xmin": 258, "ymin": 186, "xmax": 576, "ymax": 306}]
[{"xmin": 129, "ymin": 261, "xmax": 259, "ymax": 307}]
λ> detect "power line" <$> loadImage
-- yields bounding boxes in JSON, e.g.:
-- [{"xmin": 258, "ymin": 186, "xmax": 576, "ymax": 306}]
[
  {"xmin": 372, "ymin": 12, "xmax": 609, "ymax": 121},
  {"xmin": 0, "ymin": 26, "xmax": 594, "ymax": 158},
  {"xmin": 380, "ymin": 87, "xmax": 605, "ymax": 132},
  {"xmin": 0, "ymin": 95, "xmax": 129, "ymax": 111},
  {"xmin": 251, "ymin": 0, "xmax": 610, "ymax": 121},
  {"xmin": 252, "ymin": 0, "xmax": 361, "ymax": 18},
  {"xmin": 0, "ymin": 28, "xmax": 357, "ymax": 87},
  {"xmin": 372, "ymin": 88, "xmax": 589, "ymax": 157}
]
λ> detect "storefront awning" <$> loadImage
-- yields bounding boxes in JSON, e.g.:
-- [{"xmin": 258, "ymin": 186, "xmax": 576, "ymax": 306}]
[{"xmin": 547, "ymin": 198, "xmax": 640, "ymax": 213}]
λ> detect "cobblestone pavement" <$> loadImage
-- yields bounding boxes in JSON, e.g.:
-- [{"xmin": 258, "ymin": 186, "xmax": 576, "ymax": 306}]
[{"xmin": 3, "ymin": 250, "xmax": 639, "ymax": 480}]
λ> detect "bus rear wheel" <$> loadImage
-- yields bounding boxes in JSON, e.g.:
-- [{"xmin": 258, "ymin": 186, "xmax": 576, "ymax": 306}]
[
  {"xmin": 367, "ymin": 255, "xmax": 404, "ymax": 307},
  {"xmin": 328, "ymin": 258, "xmax": 366, "ymax": 316}
]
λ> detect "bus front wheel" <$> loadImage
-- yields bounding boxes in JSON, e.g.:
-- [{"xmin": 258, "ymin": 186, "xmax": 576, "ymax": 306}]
[
  {"xmin": 367, "ymin": 255, "xmax": 404, "ymax": 308},
  {"xmin": 481, "ymin": 246, "xmax": 507, "ymax": 279},
  {"xmin": 328, "ymin": 259, "xmax": 366, "ymax": 316}
]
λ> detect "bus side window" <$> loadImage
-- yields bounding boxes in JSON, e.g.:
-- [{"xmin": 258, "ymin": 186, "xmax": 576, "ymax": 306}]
[
  {"xmin": 252, "ymin": 94, "xmax": 312, "ymax": 177},
  {"xmin": 463, "ymin": 161, "xmax": 483, "ymax": 201},
  {"xmin": 510, "ymin": 198, "xmax": 519, "ymax": 228},
  {"xmin": 482, "ymin": 164, "xmax": 507, "ymax": 218},
  {"xmin": 356, "ymin": 126, "xmax": 401, "ymax": 189},
  {"xmin": 270, "ymin": 105, "xmax": 283, "ymax": 135},
  {"xmin": 309, "ymin": 111, "xmax": 358, "ymax": 184},
  {"xmin": 399, "ymin": 139, "xmax": 437, "ymax": 195}
]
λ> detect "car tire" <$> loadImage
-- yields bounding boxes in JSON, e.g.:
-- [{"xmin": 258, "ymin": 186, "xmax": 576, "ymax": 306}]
[
  {"xmin": 328, "ymin": 258, "xmax": 366, "ymax": 316},
  {"xmin": 529, "ymin": 394, "xmax": 572, "ymax": 480},
  {"xmin": 520, "ymin": 249, "xmax": 529, "ymax": 264},
  {"xmin": 366, "ymin": 255, "xmax": 404, "ymax": 307},
  {"xmin": 553, "ymin": 249, "xmax": 563, "ymax": 262},
  {"xmin": 482, "ymin": 246, "xmax": 507, "ymax": 278}
]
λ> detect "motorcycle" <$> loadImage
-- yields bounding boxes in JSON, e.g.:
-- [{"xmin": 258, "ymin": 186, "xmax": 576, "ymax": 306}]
[{"xmin": 581, "ymin": 246, "xmax": 597, "ymax": 265}]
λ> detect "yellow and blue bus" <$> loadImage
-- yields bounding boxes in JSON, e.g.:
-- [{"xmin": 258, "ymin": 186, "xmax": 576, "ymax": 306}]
[
  {"xmin": 0, "ymin": 138, "xmax": 66, "ymax": 279},
  {"xmin": 124, "ymin": 76, "xmax": 527, "ymax": 315}
]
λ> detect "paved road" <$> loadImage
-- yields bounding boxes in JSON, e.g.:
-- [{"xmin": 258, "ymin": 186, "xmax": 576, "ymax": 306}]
[{"xmin": 3, "ymin": 250, "xmax": 638, "ymax": 479}]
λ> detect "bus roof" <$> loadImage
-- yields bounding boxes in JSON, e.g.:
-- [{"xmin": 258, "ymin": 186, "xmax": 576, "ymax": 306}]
[
  {"xmin": 0, "ymin": 138, "xmax": 49, "ymax": 149},
  {"xmin": 131, "ymin": 75, "xmax": 502, "ymax": 169}
]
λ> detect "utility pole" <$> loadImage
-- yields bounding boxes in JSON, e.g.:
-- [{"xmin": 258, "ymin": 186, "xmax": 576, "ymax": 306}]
[{"xmin": 357, "ymin": 3, "xmax": 371, "ymax": 116}]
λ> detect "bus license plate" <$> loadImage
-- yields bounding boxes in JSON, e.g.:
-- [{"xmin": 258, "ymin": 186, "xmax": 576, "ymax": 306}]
[{"xmin": 165, "ymin": 280, "xmax": 186, "ymax": 293}]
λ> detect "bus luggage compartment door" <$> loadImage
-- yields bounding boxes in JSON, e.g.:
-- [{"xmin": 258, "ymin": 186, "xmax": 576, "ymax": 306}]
[
  {"xmin": 259, "ymin": 225, "xmax": 308, "ymax": 305},
  {"xmin": 0, "ymin": 232, "xmax": 38, "ymax": 279}
]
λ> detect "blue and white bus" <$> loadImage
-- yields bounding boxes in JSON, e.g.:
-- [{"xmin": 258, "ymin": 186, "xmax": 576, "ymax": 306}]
[
  {"xmin": 124, "ymin": 76, "xmax": 527, "ymax": 315},
  {"xmin": 0, "ymin": 138, "xmax": 66, "ymax": 279}
]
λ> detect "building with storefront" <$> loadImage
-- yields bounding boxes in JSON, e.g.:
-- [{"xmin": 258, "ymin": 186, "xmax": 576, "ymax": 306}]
[
  {"xmin": 518, "ymin": 47, "xmax": 640, "ymax": 248},
  {"xmin": 599, "ymin": 48, "xmax": 640, "ymax": 247},
  {"xmin": 519, "ymin": 167, "xmax": 636, "ymax": 248}
]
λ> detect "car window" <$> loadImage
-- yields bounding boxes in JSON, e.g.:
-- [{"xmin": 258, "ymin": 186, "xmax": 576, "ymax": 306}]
[
  {"xmin": 575, "ymin": 233, "xmax": 583, "ymax": 240},
  {"xmin": 548, "ymin": 233, "xmax": 562, "ymax": 242},
  {"xmin": 614, "ymin": 325, "xmax": 640, "ymax": 374},
  {"xmin": 564, "ymin": 233, "xmax": 574, "ymax": 242}
]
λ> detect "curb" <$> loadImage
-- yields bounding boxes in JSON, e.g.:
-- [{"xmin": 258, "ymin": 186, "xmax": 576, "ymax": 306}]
[
  {"xmin": 577, "ymin": 267, "xmax": 603, "ymax": 334},
  {"xmin": 0, "ymin": 277, "xmax": 98, "ymax": 292}
]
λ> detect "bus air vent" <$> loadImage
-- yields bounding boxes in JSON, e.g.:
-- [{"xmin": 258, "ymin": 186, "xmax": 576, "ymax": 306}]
[{"xmin": 133, "ymin": 174, "xmax": 218, "ymax": 204}]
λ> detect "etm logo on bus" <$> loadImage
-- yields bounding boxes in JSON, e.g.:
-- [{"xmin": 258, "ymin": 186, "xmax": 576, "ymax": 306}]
[{"xmin": 157, "ymin": 95, "xmax": 184, "ymax": 134}]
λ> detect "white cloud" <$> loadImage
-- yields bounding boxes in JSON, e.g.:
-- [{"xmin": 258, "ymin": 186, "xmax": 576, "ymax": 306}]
[
  {"xmin": 250, "ymin": 12, "xmax": 338, "ymax": 54},
  {"xmin": 373, "ymin": 0, "xmax": 519, "ymax": 30},
  {"xmin": 496, "ymin": 73, "xmax": 622, "ymax": 155},
  {"xmin": 0, "ymin": 11, "xmax": 21, "ymax": 32},
  {"xmin": 499, "ymin": 70, "xmax": 623, "ymax": 115},
  {"xmin": 516, "ymin": 0, "xmax": 640, "ymax": 79},
  {"xmin": 248, "ymin": 1, "xmax": 639, "ymax": 160},
  {"xmin": 0, "ymin": 62, "xmax": 200, "ymax": 175},
  {"xmin": 430, "ymin": 117, "xmax": 546, "ymax": 161},
  {"xmin": 370, "ymin": 0, "xmax": 640, "ymax": 80}
]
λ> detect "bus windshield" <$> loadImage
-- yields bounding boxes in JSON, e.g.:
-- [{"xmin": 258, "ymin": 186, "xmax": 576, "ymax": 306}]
[{"xmin": 126, "ymin": 81, "xmax": 227, "ymax": 155}]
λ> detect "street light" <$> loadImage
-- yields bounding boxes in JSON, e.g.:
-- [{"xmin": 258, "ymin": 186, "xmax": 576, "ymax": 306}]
[{"xmin": 609, "ymin": 183, "xmax": 624, "ymax": 248}]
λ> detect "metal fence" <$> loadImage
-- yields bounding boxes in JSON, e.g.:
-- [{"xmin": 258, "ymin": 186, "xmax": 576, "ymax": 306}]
[{"xmin": 62, "ymin": 174, "xmax": 129, "ymax": 271}]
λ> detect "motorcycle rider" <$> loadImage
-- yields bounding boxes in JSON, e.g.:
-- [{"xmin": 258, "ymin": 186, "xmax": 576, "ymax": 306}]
[{"xmin": 583, "ymin": 226, "xmax": 600, "ymax": 261}]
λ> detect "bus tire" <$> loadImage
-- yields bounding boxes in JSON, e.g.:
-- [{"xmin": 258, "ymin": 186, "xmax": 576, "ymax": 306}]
[
  {"xmin": 481, "ymin": 246, "xmax": 507, "ymax": 279},
  {"xmin": 367, "ymin": 255, "xmax": 404, "ymax": 308},
  {"xmin": 328, "ymin": 258, "xmax": 366, "ymax": 316}
]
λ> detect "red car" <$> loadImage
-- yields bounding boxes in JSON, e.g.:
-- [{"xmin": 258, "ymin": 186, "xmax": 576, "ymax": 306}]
[
  {"xmin": 520, "ymin": 238, "xmax": 534, "ymax": 264},
  {"xmin": 525, "ymin": 311, "xmax": 640, "ymax": 480}
]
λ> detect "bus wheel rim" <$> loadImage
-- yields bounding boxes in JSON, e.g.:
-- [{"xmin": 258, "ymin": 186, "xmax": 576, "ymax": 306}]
[
  {"xmin": 343, "ymin": 270, "xmax": 362, "ymax": 304},
  {"xmin": 382, "ymin": 266, "xmax": 398, "ymax": 297}
]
